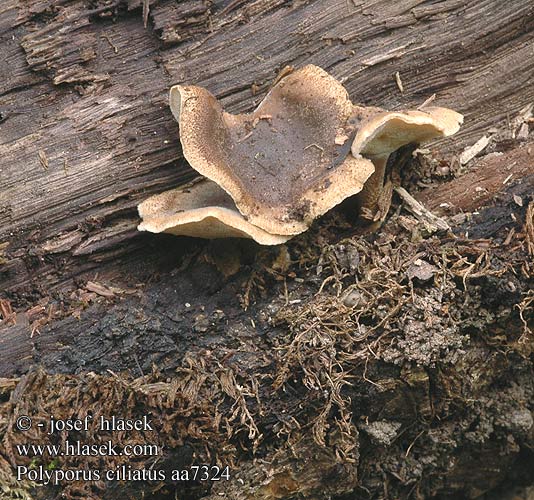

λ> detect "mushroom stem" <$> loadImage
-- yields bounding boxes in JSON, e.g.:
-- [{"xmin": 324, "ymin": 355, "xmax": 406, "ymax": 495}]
[{"xmin": 357, "ymin": 154, "xmax": 389, "ymax": 222}]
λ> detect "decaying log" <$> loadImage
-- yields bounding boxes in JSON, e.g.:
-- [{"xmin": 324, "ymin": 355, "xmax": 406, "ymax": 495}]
[
  {"xmin": 1, "ymin": 0, "xmax": 534, "ymax": 295},
  {"xmin": 1, "ymin": 1, "xmax": 534, "ymax": 499},
  {"xmin": 0, "ymin": 139, "xmax": 532, "ymax": 378},
  {"xmin": 1, "ymin": 138, "xmax": 533, "ymax": 500}
]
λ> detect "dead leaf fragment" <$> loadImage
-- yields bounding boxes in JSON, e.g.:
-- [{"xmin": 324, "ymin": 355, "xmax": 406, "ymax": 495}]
[{"xmin": 406, "ymin": 259, "xmax": 437, "ymax": 282}]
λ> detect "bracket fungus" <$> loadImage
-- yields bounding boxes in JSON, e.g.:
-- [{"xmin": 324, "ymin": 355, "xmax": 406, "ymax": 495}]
[{"xmin": 138, "ymin": 65, "xmax": 463, "ymax": 244}]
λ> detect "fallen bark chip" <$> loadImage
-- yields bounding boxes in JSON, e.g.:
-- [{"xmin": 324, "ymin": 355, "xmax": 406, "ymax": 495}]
[
  {"xmin": 138, "ymin": 65, "xmax": 462, "ymax": 243},
  {"xmin": 459, "ymin": 135, "xmax": 491, "ymax": 165},
  {"xmin": 85, "ymin": 281, "xmax": 116, "ymax": 298}
]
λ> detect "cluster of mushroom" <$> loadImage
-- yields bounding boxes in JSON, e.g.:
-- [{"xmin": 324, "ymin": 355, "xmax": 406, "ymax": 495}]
[{"xmin": 138, "ymin": 65, "xmax": 462, "ymax": 245}]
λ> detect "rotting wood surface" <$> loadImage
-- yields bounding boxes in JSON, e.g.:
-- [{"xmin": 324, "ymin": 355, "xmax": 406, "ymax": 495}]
[
  {"xmin": 0, "ymin": 2, "xmax": 534, "ymax": 499},
  {"xmin": 1, "ymin": 0, "xmax": 534, "ymax": 295},
  {"xmin": 0, "ymin": 137, "xmax": 533, "ymax": 499},
  {"xmin": 0, "ymin": 139, "xmax": 532, "ymax": 378}
]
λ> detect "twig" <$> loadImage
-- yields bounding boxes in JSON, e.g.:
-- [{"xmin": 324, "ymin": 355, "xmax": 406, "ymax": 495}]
[
  {"xmin": 237, "ymin": 130, "xmax": 254, "ymax": 143},
  {"xmin": 304, "ymin": 143, "xmax": 324, "ymax": 153},
  {"xmin": 38, "ymin": 150, "xmax": 49, "ymax": 171},
  {"xmin": 405, "ymin": 429, "xmax": 426, "ymax": 457},
  {"xmin": 395, "ymin": 71, "xmax": 404, "ymax": 93},
  {"xmin": 394, "ymin": 186, "xmax": 450, "ymax": 233},
  {"xmin": 417, "ymin": 94, "xmax": 436, "ymax": 110},
  {"xmin": 142, "ymin": 0, "xmax": 150, "ymax": 28},
  {"xmin": 101, "ymin": 33, "xmax": 118, "ymax": 53}
]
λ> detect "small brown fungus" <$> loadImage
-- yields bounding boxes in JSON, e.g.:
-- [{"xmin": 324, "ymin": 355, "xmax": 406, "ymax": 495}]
[
  {"xmin": 138, "ymin": 65, "xmax": 463, "ymax": 244},
  {"xmin": 351, "ymin": 107, "xmax": 463, "ymax": 222}
]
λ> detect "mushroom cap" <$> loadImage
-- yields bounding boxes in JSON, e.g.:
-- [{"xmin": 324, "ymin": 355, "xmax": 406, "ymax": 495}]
[
  {"xmin": 138, "ymin": 179, "xmax": 291, "ymax": 245},
  {"xmin": 142, "ymin": 67, "xmax": 464, "ymax": 244},
  {"xmin": 350, "ymin": 106, "xmax": 463, "ymax": 223},
  {"xmin": 352, "ymin": 106, "xmax": 464, "ymax": 158},
  {"xmin": 170, "ymin": 65, "xmax": 376, "ymax": 236}
]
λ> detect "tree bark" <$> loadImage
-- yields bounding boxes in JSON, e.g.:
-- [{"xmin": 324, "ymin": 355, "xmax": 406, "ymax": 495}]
[
  {"xmin": 0, "ymin": 1, "xmax": 534, "ymax": 500},
  {"xmin": 1, "ymin": 0, "xmax": 533, "ymax": 293}
]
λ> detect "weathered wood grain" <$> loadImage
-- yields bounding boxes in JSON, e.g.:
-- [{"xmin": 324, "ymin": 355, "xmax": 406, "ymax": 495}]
[
  {"xmin": 0, "ymin": 0, "xmax": 533, "ymax": 297},
  {"xmin": 1, "ymin": 4, "xmax": 534, "ymax": 499},
  {"xmin": 0, "ymin": 140, "xmax": 532, "ymax": 500},
  {"xmin": 419, "ymin": 141, "xmax": 534, "ymax": 214}
]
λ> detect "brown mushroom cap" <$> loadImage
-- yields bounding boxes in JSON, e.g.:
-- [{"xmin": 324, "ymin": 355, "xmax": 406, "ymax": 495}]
[
  {"xmin": 138, "ymin": 179, "xmax": 291, "ymax": 245},
  {"xmin": 352, "ymin": 106, "xmax": 463, "ymax": 157},
  {"xmin": 141, "ymin": 67, "xmax": 463, "ymax": 244},
  {"xmin": 351, "ymin": 106, "xmax": 464, "ymax": 222},
  {"xmin": 170, "ymin": 65, "xmax": 376, "ymax": 236}
]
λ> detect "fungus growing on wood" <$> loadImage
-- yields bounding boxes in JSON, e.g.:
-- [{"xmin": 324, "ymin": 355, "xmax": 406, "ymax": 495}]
[
  {"xmin": 138, "ymin": 65, "xmax": 463, "ymax": 244},
  {"xmin": 166, "ymin": 65, "xmax": 377, "ymax": 236},
  {"xmin": 352, "ymin": 107, "xmax": 463, "ymax": 222},
  {"xmin": 138, "ymin": 179, "xmax": 291, "ymax": 245}
]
